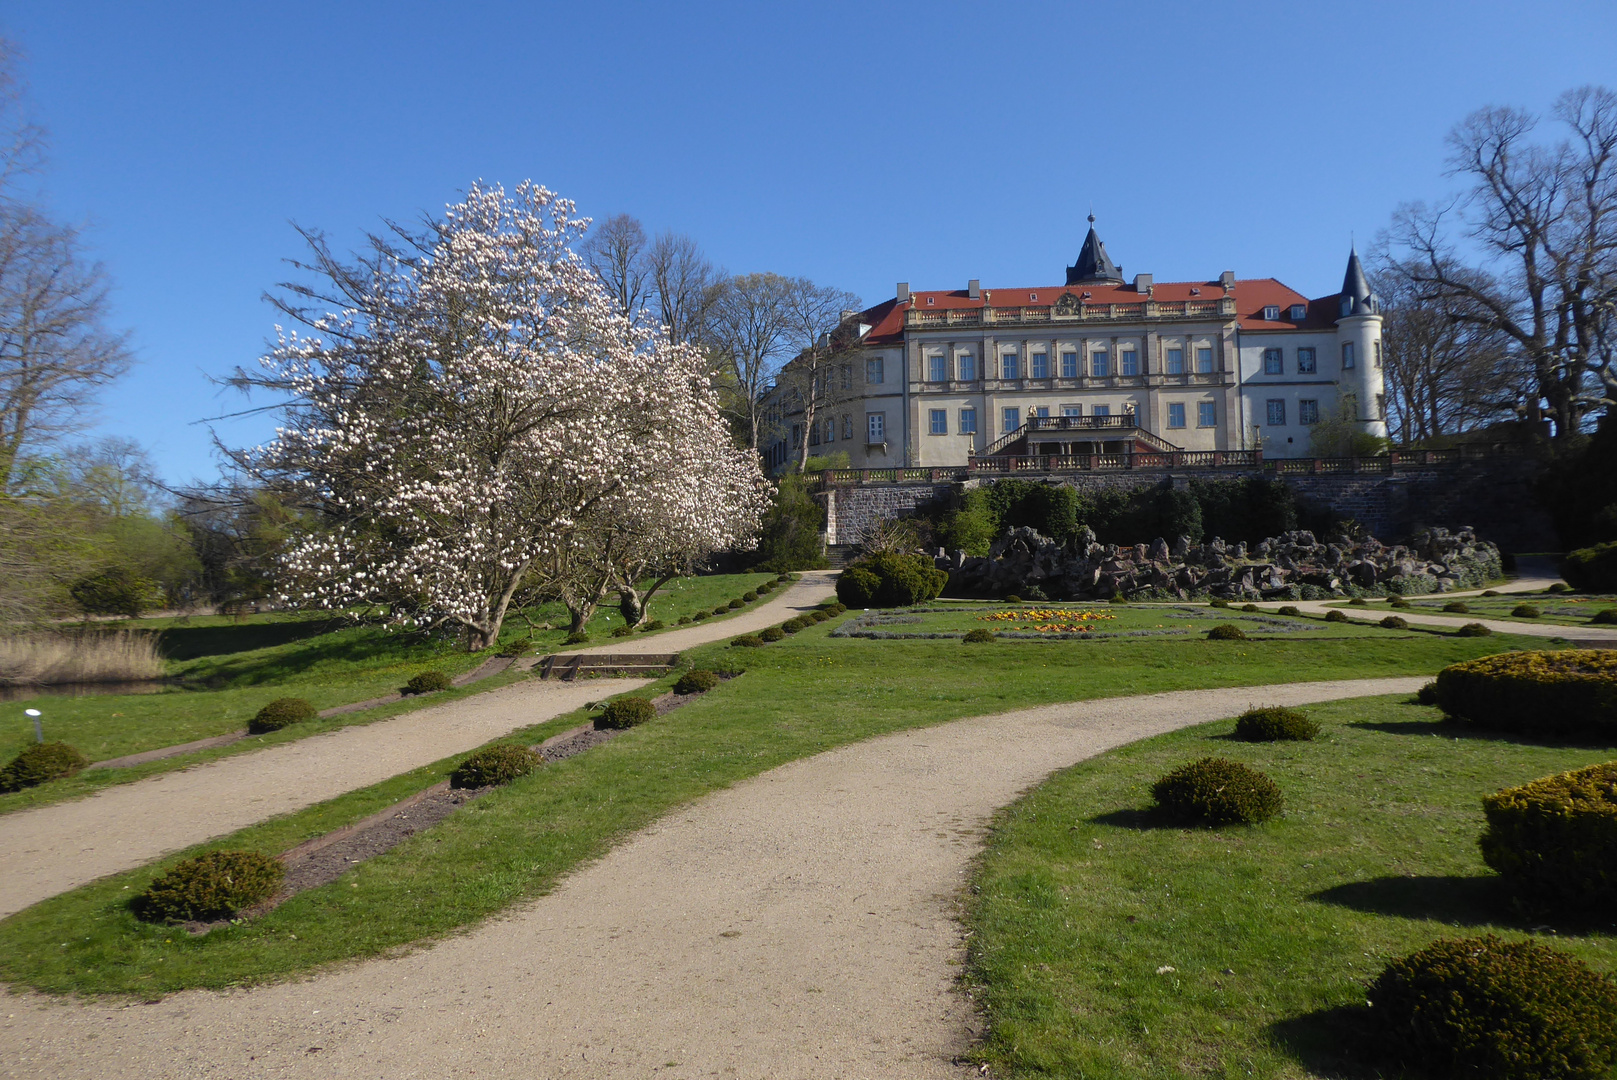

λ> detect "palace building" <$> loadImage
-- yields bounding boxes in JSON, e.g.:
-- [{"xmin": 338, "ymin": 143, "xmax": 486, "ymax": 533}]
[{"xmin": 762, "ymin": 219, "xmax": 1387, "ymax": 470}]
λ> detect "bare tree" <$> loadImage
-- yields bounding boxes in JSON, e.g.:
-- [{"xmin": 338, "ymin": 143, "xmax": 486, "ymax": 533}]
[
  {"xmin": 647, "ymin": 231, "xmax": 723, "ymax": 345},
  {"xmin": 1390, "ymin": 86, "xmax": 1617, "ymax": 444},
  {"xmin": 775, "ymin": 283, "xmax": 862, "ymax": 471},
  {"xmin": 0, "ymin": 43, "xmax": 131, "ymax": 492},
  {"xmin": 580, "ymin": 213, "xmax": 651, "ymax": 317},
  {"xmin": 705, "ymin": 272, "xmax": 796, "ymax": 448}
]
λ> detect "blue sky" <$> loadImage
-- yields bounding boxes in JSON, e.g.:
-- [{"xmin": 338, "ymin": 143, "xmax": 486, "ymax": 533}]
[{"xmin": 8, "ymin": 0, "xmax": 1617, "ymax": 484}]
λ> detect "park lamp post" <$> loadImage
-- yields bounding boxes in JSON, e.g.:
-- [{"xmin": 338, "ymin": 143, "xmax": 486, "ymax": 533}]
[{"xmin": 24, "ymin": 708, "xmax": 42, "ymax": 743}]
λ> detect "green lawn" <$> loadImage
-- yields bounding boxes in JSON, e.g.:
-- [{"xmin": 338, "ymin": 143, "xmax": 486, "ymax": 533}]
[
  {"xmin": 0, "ymin": 615, "xmax": 1552, "ymax": 998},
  {"xmin": 1394, "ymin": 592, "xmax": 1617, "ymax": 627},
  {"xmin": 0, "ymin": 572, "xmax": 780, "ymax": 814},
  {"xmin": 963, "ymin": 695, "xmax": 1617, "ymax": 1079},
  {"xmin": 838, "ymin": 602, "xmax": 1408, "ymax": 641}
]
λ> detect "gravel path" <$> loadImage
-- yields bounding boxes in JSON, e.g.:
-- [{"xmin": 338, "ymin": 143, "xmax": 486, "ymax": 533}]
[{"xmin": 1, "ymin": 676, "xmax": 1425, "ymax": 1080}]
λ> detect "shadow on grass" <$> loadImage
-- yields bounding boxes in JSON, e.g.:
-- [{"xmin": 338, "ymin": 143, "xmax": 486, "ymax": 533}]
[
  {"xmin": 1349, "ymin": 716, "xmax": 1617, "ymax": 750},
  {"xmin": 1088, "ymin": 807, "xmax": 1261, "ymax": 832},
  {"xmin": 155, "ymin": 619, "xmax": 337, "ymax": 661},
  {"xmin": 1311, "ymin": 875, "xmax": 1617, "ymax": 937},
  {"xmin": 1267, "ymin": 1004, "xmax": 1405, "ymax": 1080}
]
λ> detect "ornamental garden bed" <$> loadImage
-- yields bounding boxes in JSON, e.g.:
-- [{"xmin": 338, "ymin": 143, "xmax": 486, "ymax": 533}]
[{"xmin": 833, "ymin": 603, "xmax": 1344, "ymax": 642}]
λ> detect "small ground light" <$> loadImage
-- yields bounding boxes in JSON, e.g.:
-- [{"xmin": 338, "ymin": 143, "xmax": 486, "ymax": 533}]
[{"xmin": 24, "ymin": 708, "xmax": 42, "ymax": 742}]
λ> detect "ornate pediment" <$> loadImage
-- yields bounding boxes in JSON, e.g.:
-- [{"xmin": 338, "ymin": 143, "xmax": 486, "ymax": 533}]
[{"xmin": 1052, "ymin": 292, "xmax": 1083, "ymax": 317}]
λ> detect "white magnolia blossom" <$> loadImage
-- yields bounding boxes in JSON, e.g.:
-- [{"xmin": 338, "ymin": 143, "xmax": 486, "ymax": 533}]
[{"xmin": 248, "ymin": 182, "xmax": 768, "ymax": 649}]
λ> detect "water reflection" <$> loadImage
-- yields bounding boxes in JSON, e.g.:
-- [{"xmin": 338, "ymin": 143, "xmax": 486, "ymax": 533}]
[{"xmin": 0, "ymin": 680, "xmax": 171, "ymax": 703}]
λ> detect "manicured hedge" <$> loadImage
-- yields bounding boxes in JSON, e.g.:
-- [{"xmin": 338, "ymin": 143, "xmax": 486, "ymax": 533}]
[
  {"xmin": 1563, "ymin": 541, "xmax": 1617, "ymax": 592},
  {"xmin": 1206, "ymin": 624, "xmax": 1248, "ymax": 641},
  {"xmin": 1434, "ymin": 650, "xmax": 1617, "ymax": 739},
  {"xmin": 405, "ymin": 670, "xmax": 453, "ymax": 694},
  {"xmin": 0, "ymin": 742, "xmax": 88, "ymax": 792},
  {"xmin": 450, "ymin": 743, "xmax": 541, "ymax": 789},
  {"xmin": 1479, "ymin": 761, "xmax": 1617, "ymax": 910},
  {"xmin": 1233, "ymin": 705, "xmax": 1319, "ymax": 742},
  {"xmin": 249, "ymin": 697, "xmax": 316, "ymax": 734},
  {"xmin": 1151, "ymin": 757, "xmax": 1282, "ymax": 825},
  {"xmin": 134, "ymin": 850, "xmax": 284, "ymax": 923},
  {"xmin": 1325, "ymin": 609, "xmax": 1349, "ymax": 623},
  {"xmin": 595, "ymin": 697, "xmax": 655, "ymax": 730},
  {"xmin": 674, "ymin": 669, "xmax": 720, "ymax": 695},
  {"xmin": 1370, "ymin": 934, "xmax": 1617, "ymax": 1080}
]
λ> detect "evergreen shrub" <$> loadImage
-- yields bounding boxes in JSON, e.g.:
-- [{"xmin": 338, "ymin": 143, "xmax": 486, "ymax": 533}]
[
  {"xmin": 1561, "ymin": 542, "xmax": 1617, "ymax": 592},
  {"xmin": 809, "ymin": 610, "xmax": 829, "ymax": 623},
  {"xmin": 450, "ymin": 743, "xmax": 540, "ymax": 789},
  {"xmin": 1445, "ymin": 601, "xmax": 1472, "ymax": 613},
  {"xmin": 1434, "ymin": 650, "xmax": 1617, "ymax": 738},
  {"xmin": 835, "ymin": 552, "xmax": 947, "ymax": 608},
  {"xmin": 691, "ymin": 611, "xmax": 710, "ymax": 621},
  {"xmin": 1209, "ymin": 598, "xmax": 1230, "ymax": 608},
  {"xmin": 963, "ymin": 628, "xmax": 996, "ymax": 644},
  {"xmin": 1549, "ymin": 582, "xmax": 1571, "ymax": 594},
  {"xmin": 781, "ymin": 618, "xmax": 806, "ymax": 633},
  {"xmin": 405, "ymin": 670, "xmax": 453, "ymax": 694},
  {"xmin": 1591, "ymin": 609, "xmax": 1617, "ymax": 625},
  {"xmin": 731, "ymin": 635, "xmax": 763, "ymax": 648},
  {"xmin": 1416, "ymin": 681, "xmax": 1438, "ymax": 705},
  {"xmin": 1207, "ymin": 624, "xmax": 1248, "ymax": 641},
  {"xmin": 1234, "ymin": 705, "xmax": 1319, "ymax": 742},
  {"xmin": 712, "ymin": 606, "xmax": 729, "ymax": 617},
  {"xmin": 1479, "ymin": 762, "xmax": 1617, "ymax": 910},
  {"xmin": 1349, "ymin": 597, "xmax": 1369, "ymax": 606},
  {"xmin": 565, "ymin": 630, "xmax": 591, "ymax": 643},
  {"xmin": 1457, "ymin": 622, "xmax": 1492, "ymax": 637},
  {"xmin": 1005, "ymin": 594, "xmax": 1023, "ymax": 604},
  {"xmin": 595, "ymin": 697, "xmax": 655, "ymax": 730},
  {"xmin": 1370, "ymin": 934, "xmax": 1617, "ymax": 1080},
  {"xmin": 249, "ymin": 698, "xmax": 316, "ymax": 734},
  {"xmin": 1151, "ymin": 757, "xmax": 1283, "ymax": 825},
  {"xmin": 1513, "ymin": 603, "xmax": 1543, "ymax": 618},
  {"xmin": 1277, "ymin": 605, "xmax": 1301, "ymax": 617},
  {"xmin": 1241, "ymin": 603, "xmax": 1260, "ymax": 612},
  {"xmin": 134, "ymin": 850, "xmax": 284, "ymax": 923},
  {"xmin": 760, "ymin": 627, "xmax": 784, "ymax": 642},
  {"xmin": 1482, "ymin": 589, "xmax": 1501, "ymax": 596},
  {"xmin": 1325, "ymin": 609, "xmax": 1349, "ymax": 623},
  {"xmin": 611, "ymin": 625, "xmax": 634, "ymax": 637},
  {"xmin": 727, "ymin": 598, "xmax": 745, "ymax": 610},
  {"xmin": 674, "ymin": 669, "xmax": 721, "ymax": 695},
  {"xmin": 642, "ymin": 620, "xmax": 665, "ymax": 632},
  {"xmin": 0, "ymin": 742, "xmax": 89, "ymax": 792},
  {"xmin": 742, "ymin": 591, "xmax": 758, "ymax": 602},
  {"xmin": 1390, "ymin": 598, "xmax": 1412, "ymax": 609},
  {"xmin": 677, "ymin": 615, "xmax": 692, "ymax": 625},
  {"xmin": 1381, "ymin": 615, "xmax": 1410, "ymax": 629}
]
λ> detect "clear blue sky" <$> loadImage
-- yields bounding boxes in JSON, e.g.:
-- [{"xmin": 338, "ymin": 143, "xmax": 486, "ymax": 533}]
[{"xmin": 8, "ymin": 0, "xmax": 1617, "ymax": 484}]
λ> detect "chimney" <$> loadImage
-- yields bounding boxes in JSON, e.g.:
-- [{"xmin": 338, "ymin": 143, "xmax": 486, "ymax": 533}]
[
  {"xmin": 967, "ymin": 278, "xmax": 981, "ymax": 299},
  {"xmin": 896, "ymin": 282, "xmax": 910, "ymax": 303},
  {"xmin": 1219, "ymin": 270, "xmax": 1236, "ymax": 289},
  {"xmin": 1133, "ymin": 273, "xmax": 1153, "ymax": 295}
]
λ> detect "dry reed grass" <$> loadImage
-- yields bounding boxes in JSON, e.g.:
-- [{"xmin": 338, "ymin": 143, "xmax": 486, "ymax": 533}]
[{"xmin": 0, "ymin": 632, "xmax": 164, "ymax": 686}]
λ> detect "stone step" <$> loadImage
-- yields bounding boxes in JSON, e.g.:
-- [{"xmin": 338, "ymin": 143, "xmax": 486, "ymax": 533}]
[{"xmin": 536, "ymin": 652, "xmax": 680, "ymax": 681}]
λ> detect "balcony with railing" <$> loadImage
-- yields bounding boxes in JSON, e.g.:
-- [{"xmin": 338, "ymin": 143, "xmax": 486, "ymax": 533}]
[{"xmin": 903, "ymin": 295, "xmax": 1236, "ymax": 330}]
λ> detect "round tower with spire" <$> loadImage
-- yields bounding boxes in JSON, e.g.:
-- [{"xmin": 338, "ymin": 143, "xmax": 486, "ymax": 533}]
[{"xmin": 1336, "ymin": 246, "xmax": 1388, "ymax": 440}]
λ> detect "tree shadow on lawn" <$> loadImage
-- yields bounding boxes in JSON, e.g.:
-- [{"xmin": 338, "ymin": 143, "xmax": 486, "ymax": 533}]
[
  {"xmin": 1267, "ymin": 1004, "xmax": 1413, "ymax": 1080},
  {"xmin": 1311, "ymin": 875, "xmax": 1617, "ymax": 937},
  {"xmin": 1348, "ymin": 716, "xmax": 1617, "ymax": 751},
  {"xmin": 1087, "ymin": 807, "xmax": 1262, "ymax": 832}
]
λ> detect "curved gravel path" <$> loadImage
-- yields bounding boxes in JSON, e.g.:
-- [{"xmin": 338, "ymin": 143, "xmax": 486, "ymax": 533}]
[
  {"xmin": 0, "ymin": 574, "xmax": 837, "ymax": 922},
  {"xmin": 1, "ymin": 676, "xmax": 1425, "ymax": 1080}
]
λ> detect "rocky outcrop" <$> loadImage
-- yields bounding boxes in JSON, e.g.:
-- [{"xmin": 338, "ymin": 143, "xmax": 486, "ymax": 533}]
[{"xmin": 938, "ymin": 526, "xmax": 1502, "ymax": 602}]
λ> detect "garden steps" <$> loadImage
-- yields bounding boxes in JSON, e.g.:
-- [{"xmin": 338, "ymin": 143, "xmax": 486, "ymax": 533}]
[
  {"xmin": 825, "ymin": 543, "xmax": 856, "ymax": 568},
  {"xmin": 535, "ymin": 653, "xmax": 680, "ymax": 681}
]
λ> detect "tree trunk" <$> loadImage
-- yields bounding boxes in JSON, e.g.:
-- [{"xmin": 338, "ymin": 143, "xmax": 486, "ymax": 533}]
[{"xmin": 615, "ymin": 572, "xmax": 679, "ymax": 628}]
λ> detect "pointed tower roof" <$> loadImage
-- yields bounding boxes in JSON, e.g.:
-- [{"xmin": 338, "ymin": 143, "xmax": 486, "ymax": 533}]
[
  {"xmin": 1066, "ymin": 214, "xmax": 1123, "ymax": 285},
  {"xmin": 1340, "ymin": 246, "xmax": 1375, "ymax": 315}
]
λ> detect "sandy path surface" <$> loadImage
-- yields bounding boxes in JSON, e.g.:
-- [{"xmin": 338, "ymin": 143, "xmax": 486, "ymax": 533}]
[
  {"xmin": 0, "ymin": 678, "xmax": 649, "ymax": 920},
  {"xmin": 1, "ymin": 676, "xmax": 1425, "ymax": 1080}
]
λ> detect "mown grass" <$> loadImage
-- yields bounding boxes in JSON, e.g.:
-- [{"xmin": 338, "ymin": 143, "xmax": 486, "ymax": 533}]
[
  {"xmin": 1324, "ymin": 591, "xmax": 1617, "ymax": 628},
  {"xmin": 962, "ymin": 695, "xmax": 1617, "ymax": 1079},
  {"xmin": 0, "ymin": 572, "xmax": 780, "ymax": 813},
  {"xmin": 0, "ymin": 617, "xmax": 1550, "ymax": 998}
]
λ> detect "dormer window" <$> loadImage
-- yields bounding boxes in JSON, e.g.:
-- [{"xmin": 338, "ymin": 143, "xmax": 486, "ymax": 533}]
[
  {"xmin": 926, "ymin": 296, "xmax": 934, "ymax": 305},
  {"xmin": 1029, "ymin": 292, "xmax": 1038, "ymax": 301},
  {"xmin": 1081, "ymin": 291, "xmax": 1092, "ymax": 299},
  {"xmin": 1263, "ymin": 305, "xmax": 1280, "ymax": 321},
  {"xmin": 1190, "ymin": 287, "xmax": 1201, "ymax": 296},
  {"xmin": 1289, "ymin": 304, "xmax": 1307, "ymax": 320}
]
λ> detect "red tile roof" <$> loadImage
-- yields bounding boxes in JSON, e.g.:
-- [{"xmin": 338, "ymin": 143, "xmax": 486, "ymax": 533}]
[{"xmin": 861, "ymin": 278, "xmax": 1343, "ymax": 344}]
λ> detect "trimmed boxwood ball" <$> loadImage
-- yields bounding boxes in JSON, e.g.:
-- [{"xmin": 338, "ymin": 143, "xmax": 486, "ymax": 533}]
[
  {"xmin": 1444, "ymin": 600, "xmax": 1471, "ymax": 613},
  {"xmin": 1325, "ymin": 609, "xmax": 1349, "ymax": 623},
  {"xmin": 1109, "ymin": 594, "xmax": 1129, "ymax": 604},
  {"xmin": 712, "ymin": 606, "xmax": 729, "ymax": 617},
  {"xmin": 809, "ymin": 609, "xmax": 830, "ymax": 623},
  {"xmin": 1479, "ymin": 761, "xmax": 1617, "ymax": 910},
  {"xmin": 1005, "ymin": 594, "xmax": 1023, "ymax": 604},
  {"xmin": 405, "ymin": 669, "xmax": 453, "ymax": 694},
  {"xmin": 1457, "ymin": 621, "xmax": 1492, "ymax": 637},
  {"xmin": 1435, "ymin": 650, "xmax": 1617, "ymax": 738},
  {"xmin": 1416, "ymin": 681, "xmax": 1439, "ymax": 705},
  {"xmin": 0, "ymin": 742, "xmax": 89, "ymax": 792},
  {"xmin": 742, "ymin": 591, "xmax": 758, "ymax": 602},
  {"xmin": 610, "ymin": 625, "xmax": 634, "ymax": 637},
  {"xmin": 249, "ymin": 697, "xmax": 316, "ymax": 734},
  {"xmin": 760, "ymin": 626, "xmax": 784, "ymax": 642},
  {"xmin": 781, "ymin": 618, "xmax": 806, "ymax": 633},
  {"xmin": 727, "ymin": 598, "xmax": 745, "ymax": 610},
  {"xmin": 1591, "ymin": 608, "xmax": 1617, "ymax": 625},
  {"xmin": 1513, "ymin": 603, "xmax": 1543, "ymax": 618},
  {"xmin": 1370, "ymin": 934, "xmax": 1617, "ymax": 1080},
  {"xmin": 565, "ymin": 630, "xmax": 591, "ymax": 643},
  {"xmin": 962, "ymin": 628, "xmax": 996, "ymax": 644},
  {"xmin": 595, "ymin": 697, "xmax": 655, "ymax": 730},
  {"xmin": 731, "ymin": 634, "xmax": 763, "ymax": 648},
  {"xmin": 1240, "ymin": 602, "xmax": 1260, "ymax": 612},
  {"xmin": 776, "ymin": 573, "xmax": 792, "ymax": 583},
  {"xmin": 674, "ymin": 669, "xmax": 721, "ymax": 695},
  {"xmin": 1206, "ymin": 623, "xmax": 1248, "ymax": 641},
  {"xmin": 450, "ymin": 743, "xmax": 541, "ymax": 789},
  {"xmin": 756, "ymin": 580, "xmax": 774, "ymax": 594},
  {"xmin": 1381, "ymin": 615, "xmax": 1410, "ymax": 629},
  {"xmin": 134, "ymin": 850, "xmax": 285, "ymax": 923},
  {"xmin": 691, "ymin": 610, "xmax": 710, "ymax": 621},
  {"xmin": 1208, "ymin": 598, "xmax": 1230, "ymax": 608},
  {"xmin": 1349, "ymin": 597, "xmax": 1369, "ymax": 606},
  {"xmin": 1390, "ymin": 598, "xmax": 1412, "ymax": 609},
  {"xmin": 1234, "ymin": 705, "xmax": 1319, "ymax": 742},
  {"xmin": 1152, "ymin": 757, "xmax": 1283, "ymax": 825},
  {"xmin": 641, "ymin": 619, "xmax": 664, "ymax": 632},
  {"xmin": 1277, "ymin": 605, "xmax": 1301, "ymax": 617},
  {"xmin": 677, "ymin": 615, "xmax": 692, "ymax": 625},
  {"xmin": 1549, "ymin": 581, "xmax": 1571, "ymax": 593}
]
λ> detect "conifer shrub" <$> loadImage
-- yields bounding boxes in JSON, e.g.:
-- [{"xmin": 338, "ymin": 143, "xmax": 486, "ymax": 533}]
[
  {"xmin": 712, "ymin": 606, "xmax": 729, "ymax": 617},
  {"xmin": 1325, "ymin": 609, "xmax": 1349, "ymax": 623},
  {"xmin": 1209, "ymin": 598, "xmax": 1230, "ymax": 608},
  {"xmin": 1206, "ymin": 623, "xmax": 1248, "ymax": 641},
  {"xmin": 641, "ymin": 620, "xmax": 664, "ymax": 632},
  {"xmin": 595, "ymin": 697, "xmax": 655, "ymax": 730},
  {"xmin": 1548, "ymin": 582, "xmax": 1571, "ymax": 593},
  {"xmin": 1349, "ymin": 597, "xmax": 1369, "ymax": 606},
  {"xmin": 1369, "ymin": 934, "xmax": 1617, "ymax": 1080},
  {"xmin": 1233, "ymin": 705, "xmax": 1319, "ymax": 742},
  {"xmin": 836, "ymin": 552, "xmax": 946, "ymax": 607},
  {"xmin": 1478, "ymin": 762, "xmax": 1617, "ymax": 910},
  {"xmin": 1241, "ymin": 603, "xmax": 1260, "ymax": 612},
  {"xmin": 1151, "ymin": 757, "xmax": 1282, "ymax": 825},
  {"xmin": 1457, "ymin": 622, "xmax": 1492, "ymax": 637},
  {"xmin": 1445, "ymin": 601, "xmax": 1471, "ymax": 613},
  {"xmin": 1435, "ymin": 650, "xmax": 1617, "ymax": 738},
  {"xmin": 450, "ymin": 743, "xmax": 541, "ymax": 789},
  {"xmin": 742, "ymin": 591, "xmax": 758, "ymax": 602},
  {"xmin": 1513, "ymin": 603, "xmax": 1542, "ymax": 618},
  {"xmin": 1381, "ymin": 615, "xmax": 1410, "ymax": 629},
  {"xmin": 1562, "ymin": 542, "xmax": 1617, "ymax": 592},
  {"xmin": 134, "ymin": 850, "xmax": 284, "ymax": 923},
  {"xmin": 776, "ymin": 573, "xmax": 792, "ymax": 583},
  {"xmin": 0, "ymin": 742, "xmax": 89, "ymax": 792},
  {"xmin": 1004, "ymin": 594, "xmax": 1023, "ymax": 604},
  {"xmin": 248, "ymin": 698, "xmax": 316, "ymax": 734},
  {"xmin": 826, "ymin": 602, "xmax": 847, "ymax": 615},
  {"xmin": 1416, "ymin": 681, "xmax": 1439, "ymax": 705},
  {"xmin": 963, "ymin": 628, "xmax": 996, "ymax": 644},
  {"xmin": 1277, "ymin": 605, "xmax": 1301, "ymax": 617},
  {"xmin": 691, "ymin": 610, "xmax": 710, "ymax": 621},
  {"xmin": 405, "ymin": 670, "xmax": 453, "ymax": 695},
  {"xmin": 611, "ymin": 625, "xmax": 634, "ymax": 637},
  {"xmin": 760, "ymin": 627, "xmax": 784, "ymax": 642},
  {"xmin": 677, "ymin": 615, "xmax": 692, "ymax": 625},
  {"xmin": 727, "ymin": 598, "xmax": 745, "ymax": 610},
  {"xmin": 809, "ymin": 609, "xmax": 830, "ymax": 623},
  {"xmin": 1109, "ymin": 593, "xmax": 1129, "ymax": 604},
  {"xmin": 565, "ymin": 629, "xmax": 591, "ymax": 643},
  {"xmin": 781, "ymin": 617, "xmax": 807, "ymax": 633},
  {"xmin": 1482, "ymin": 589, "xmax": 1500, "ymax": 596},
  {"xmin": 756, "ymin": 580, "xmax": 774, "ymax": 594},
  {"xmin": 731, "ymin": 634, "xmax": 763, "ymax": 648},
  {"xmin": 1591, "ymin": 608, "xmax": 1617, "ymax": 625},
  {"xmin": 674, "ymin": 669, "xmax": 720, "ymax": 695},
  {"xmin": 1390, "ymin": 598, "xmax": 1412, "ymax": 609}
]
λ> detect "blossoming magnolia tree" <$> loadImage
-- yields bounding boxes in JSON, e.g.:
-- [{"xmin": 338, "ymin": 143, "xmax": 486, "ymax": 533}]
[{"xmin": 238, "ymin": 182, "xmax": 767, "ymax": 649}]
